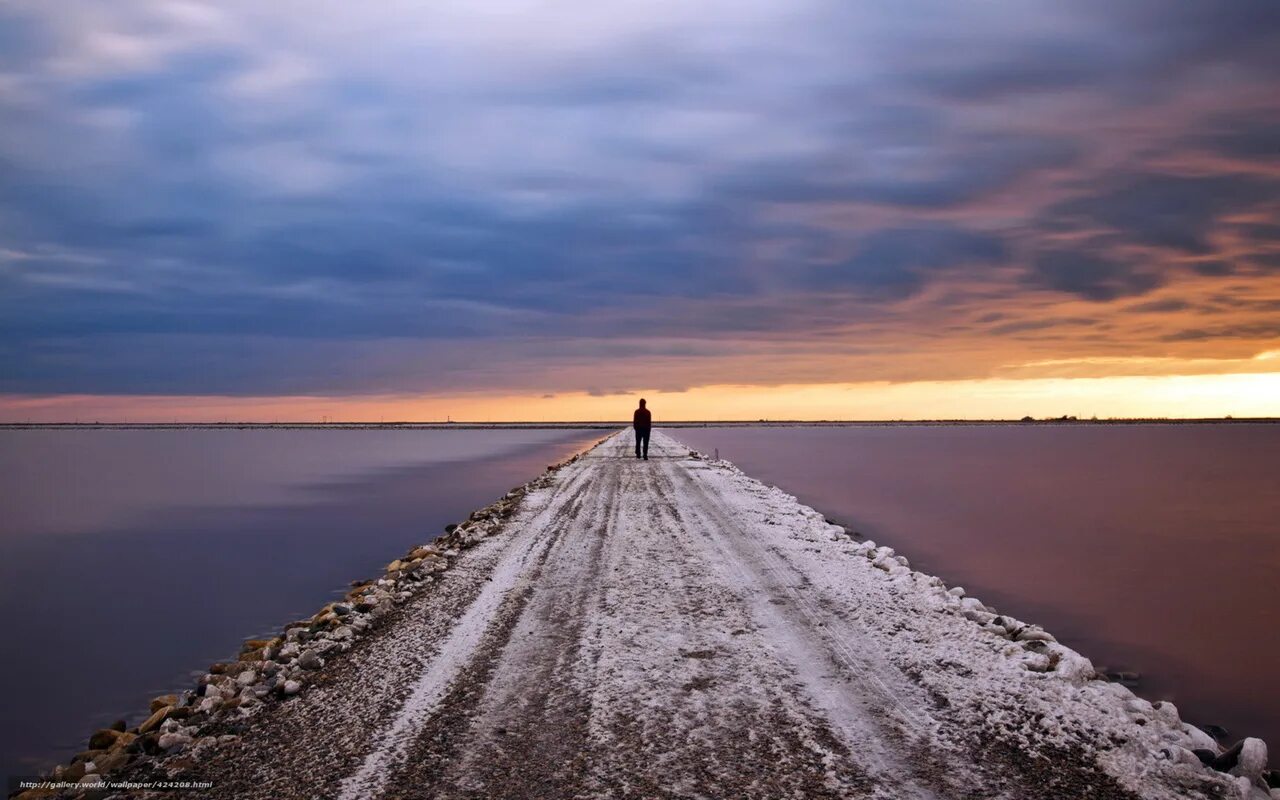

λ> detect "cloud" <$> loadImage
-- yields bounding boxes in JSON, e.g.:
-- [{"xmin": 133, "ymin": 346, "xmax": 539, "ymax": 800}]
[
  {"xmin": 0, "ymin": 1, "xmax": 1278, "ymax": 398},
  {"xmin": 1026, "ymin": 251, "xmax": 1163, "ymax": 302},
  {"xmin": 1044, "ymin": 173, "xmax": 1277, "ymax": 255},
  {"xmin": 805, "ymin": 226, "xmax": 1008, "ymax": 297}
]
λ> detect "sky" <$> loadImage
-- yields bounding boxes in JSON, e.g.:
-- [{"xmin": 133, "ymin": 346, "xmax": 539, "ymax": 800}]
[{"xmin": 1, "ymin": 1, "xmax": 1278, "ymax": 421}]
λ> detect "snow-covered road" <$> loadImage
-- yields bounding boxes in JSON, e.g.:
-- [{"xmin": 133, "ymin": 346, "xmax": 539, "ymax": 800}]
[{"xmin": 189, "ymin": 431, "xmax": 1250, "ymax": 799}]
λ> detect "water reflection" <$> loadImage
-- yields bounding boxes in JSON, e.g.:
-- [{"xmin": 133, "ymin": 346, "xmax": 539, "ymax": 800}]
[{"xmin": 0, "ymin": 429, "xmax": 602, "ymax": 781}]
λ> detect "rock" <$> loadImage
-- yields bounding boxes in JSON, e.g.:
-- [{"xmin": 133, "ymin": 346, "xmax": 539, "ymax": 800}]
[
  {"xmin": 283, "ymin": 680, "xmax": 302, "ymax": 696},
  {"xmin": 1016, "ymin": 627, "xmax": 1056, "ymax": 644},
  {"xmin": 94, "ymin": 750, "xmax": 132, "ymax": 774},
  {"xmin": 108, "ymin": 732, "xmax": 138, "ymax": 752},
  {"xmin": 88, "ymin": 729, "xmax": 126, "ymax": 750},
  {"xmin": 947, "ymin": 586, "xmax": 966, "ymax": 598},
  {"xmin": 1266, "ymin": 769, "xmax": 1280, "ymax": 789},
  {"xmin": 1223, "ymin": 738, "xmax": 1268, "ymax": 783},
  {"xmin": 198, "ymin": 696, "xmax": 222, "ymax": 714},
  {"xmin": 332, "ymin": 625, "xmax": 354, "ymax": 641},
  {"xmin": 110, "ymin": 718, "xmax": 127, "ymax": 731},
  {"xmin": 1053, "ymin": 649, "xmax": 1095, "ymax": 685},
  {"xmin": 149, "ymin": 694, "xmax": 179, "ymax": 713},
  {"xmin": 1202, "ymin": 723, "xmax": 1230, "ymax": 741},
  {"xmin": 1193, "ymin": 748, "xmax": 1218, "ymax": 766},
  {"xmin": 1151, "ymin": 700, "xmax": 1180, "ymax": 726},
  {"xmin": 298, "ymin": 649, "xmax": 324, "ymax": 670},
  {"xmin": 157, "ymin": 732, "xmax": 193, "ymax": 751},
  {"xmin": 236, "ymin": 670, "xmax": 257, "ymax": 687},
  {"xmin": 138, "ymin": 705, "xmax": 174, "ymax": 734},
  {"xmin": 1184, "ymin": 725, "xmax": 1219, "ymax": 751}
]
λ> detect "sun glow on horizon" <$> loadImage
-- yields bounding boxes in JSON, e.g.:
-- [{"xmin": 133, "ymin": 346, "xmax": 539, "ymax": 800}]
[{"xmin": 3, "ymin": 371, "xmax": 1277, "ymax": 424}]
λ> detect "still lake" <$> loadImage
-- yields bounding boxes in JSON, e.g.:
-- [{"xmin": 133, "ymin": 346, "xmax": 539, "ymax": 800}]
[
  {"xmin": 0, "ymin": 427, "xmax": 602, "ymax": 782},
  {"xmin": 673, "ymin": 424, "xmax": 1280, "ymax": 749}
]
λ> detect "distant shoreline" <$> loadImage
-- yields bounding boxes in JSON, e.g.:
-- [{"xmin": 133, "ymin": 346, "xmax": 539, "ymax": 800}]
[{"xmin": 1, "ymin": 418, "xmax": 1276, "ymax": 430}]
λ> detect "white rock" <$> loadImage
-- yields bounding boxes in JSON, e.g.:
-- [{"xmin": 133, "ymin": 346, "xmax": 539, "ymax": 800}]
[
  {"xmin": 1052, "ymin": 649, "xmax": 1095, "ymax": 686},
  {"xmin": 947, "ymin": 586, "xmax": 966, "ymax": 598},
  {"xmin": 1125, "ymin": 697, "xmax": 1155, "ymax": 716},
  {"xmin": 1230, "ymin": 738, "xmax": 1268, "ymax": 784},
  {"xmin": 283, "ymin": 679, "xmax": 302, "ymax": 696},
  {"xmin": 236, "ymin": 670, "xmax": 257, "ymax": 687},
  {"xmin": 298, "ymin": 649, "xmax": 324, "ymax": 670},
  {"xmin": 1152, "ymin": 700, "xmax": 1180, "ymax": 726},
  {"xmin": 1182, "ymin": 724, "xmax": 1218, "ymax": 751},
  {"xmin": 1016, "ymin": 627, "xmax": 1056, "ymax": 644}
]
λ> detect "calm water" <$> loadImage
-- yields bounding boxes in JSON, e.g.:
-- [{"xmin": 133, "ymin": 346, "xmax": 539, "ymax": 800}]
[
  {"xmin": 674, "ymin": 424, "xmax": 1280, "ymax": 748},
  {"xmin": 0, "ymin": 428, "xmax": 602, "ymax": 782}
]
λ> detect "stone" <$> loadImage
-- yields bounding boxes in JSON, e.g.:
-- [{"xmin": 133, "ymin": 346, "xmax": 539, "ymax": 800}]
[
  {"xmin": 108, "ymin": 732, "xmax": 138, "ymax": 752},
  {"xmin": 1016, "ymin": 627, "xmax": 1056, "ymax": 644},
  {"xmin": 1151, "ymin": 700, "xmax": 1180, "ymax": 726},
  {"xmin": 298, "ymin": 649, "xmax": 324, "ymax": 670},
  {"xmin": 283, "ymin": 680, "xmax": 302, "ymax": 696},
  {"xmin": 236, "ymin": 670, "xmax": 257, "ymax": 687},
  {"xmin": 198, "ymin": 696, "xmax": 222, "ymax": 714},
  {"xmin": 1227, "ymin": 738, "xmax": 1269, "ymax": 783},
  {"xmin": 94, "ymin": 750, "xmax": 132, "ymax": 774},
  {"xmin": 1183, "ymin": 725, "xmax": 1219, "ymax": 751},
  {"xmin": 1202, "ymin": 723, "xmax": 1230, "ymax": 740},
  {"xmin": 138, "ymin": 705, "xmax": 174, "ymax": 734},
  {"xmin": 157, "ymin": 732, "xmax": 193, "ymax": 751},
  {"xmin": 149, "ymin": 694, "xmax": 179, "ymax": 713},
  {"xmin": 1193, "ymin": 748, "xmax": 1218, "ymax": 766},
  {"xmin": 88, "ymin": 729, "xmax": 126, "ymax": 750}
]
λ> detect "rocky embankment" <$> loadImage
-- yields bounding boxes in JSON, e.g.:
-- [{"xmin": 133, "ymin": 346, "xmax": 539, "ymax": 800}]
[{"xmin": 10, "ymin": 444, "xmax": 599, "ymax": 800}]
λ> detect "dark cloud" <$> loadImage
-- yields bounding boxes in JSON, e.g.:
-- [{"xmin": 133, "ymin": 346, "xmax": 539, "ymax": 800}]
[
  {"xmin": 805, "ymin": 226, "xmax": 1008, "ymax": 297},
  {"xmin": 1044, "ymin": 173, "xmax": 1277, "ymax": 254},
  {"xmin": 1026, "ymin": 251, "xmax": 1163, "ymax": 302}
]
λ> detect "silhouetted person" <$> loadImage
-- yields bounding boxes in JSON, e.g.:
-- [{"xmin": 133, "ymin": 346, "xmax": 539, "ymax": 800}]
[{"xmin": 633, "ymin": 399, "xmax": 651, "ymax": 460}]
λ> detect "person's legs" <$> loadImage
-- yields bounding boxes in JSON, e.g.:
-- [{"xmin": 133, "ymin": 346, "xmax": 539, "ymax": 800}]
[
  {"xmin": 641, "ymin": 429, "xmax": 650, "ymax": 459},
  {"xmin": 635, "ymin": 429, "xmax": 642, "ymax": 458}
]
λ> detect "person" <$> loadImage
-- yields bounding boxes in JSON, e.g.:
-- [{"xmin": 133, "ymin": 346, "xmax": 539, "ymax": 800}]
[{"xmin": 633, "ymin": 398, "xmax": 651, "ymax": 460}]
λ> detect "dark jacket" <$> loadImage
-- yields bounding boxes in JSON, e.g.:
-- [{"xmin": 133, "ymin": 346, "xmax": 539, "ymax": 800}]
[{"xmin": 633, "ymin": 408, "xmax": 651, "ymax": 430}]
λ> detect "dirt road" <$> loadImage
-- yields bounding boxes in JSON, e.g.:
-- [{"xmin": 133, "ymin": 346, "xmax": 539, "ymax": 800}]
[{"xmin": 181, "ymin": 431, "xmax": 1239, "ymax": 800}]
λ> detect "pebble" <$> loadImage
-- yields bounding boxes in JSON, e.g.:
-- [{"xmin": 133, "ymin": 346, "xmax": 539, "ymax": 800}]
[{"xmin": 283, "ymin": 680, "xmax": 302, "ymax": 696}]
